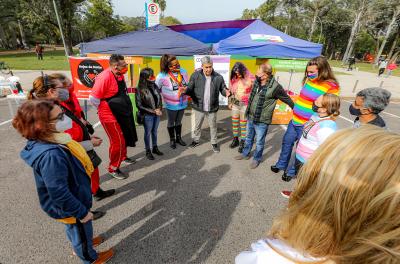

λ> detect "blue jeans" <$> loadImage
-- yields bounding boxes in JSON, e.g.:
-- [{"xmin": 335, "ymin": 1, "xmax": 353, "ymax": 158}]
[
  {"xmin": 144, "ymin": 114, "xmax": 160, "ymax": 150},
  {"xmin": 275, "ymin": 120, "xmax": 303, "ymax": 177},
  {"xmin": 242, "ymin": 119, "xmax": 269, "ymax": 162},
  {"xmin": 65, "ymin": 221, "xmax": 97, "ymax": 263}
]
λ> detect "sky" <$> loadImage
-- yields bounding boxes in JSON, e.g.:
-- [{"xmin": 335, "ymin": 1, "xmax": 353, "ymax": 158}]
[{"xmin": 111, "ymin": 0, "xmax": 265, "ymax": 24}]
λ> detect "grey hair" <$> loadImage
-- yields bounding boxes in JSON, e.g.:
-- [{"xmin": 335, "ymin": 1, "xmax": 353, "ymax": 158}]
[
  {"xmin": 201, "ymin": 56, "xmax": 213, "ymax": 65},
  {"xmin": 357, "ymin": 87, "xmax": 391, "ymax": 114}
]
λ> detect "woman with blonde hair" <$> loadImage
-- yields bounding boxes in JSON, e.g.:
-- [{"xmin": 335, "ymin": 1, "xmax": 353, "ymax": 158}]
[{"xmin": 236, "ymin": 126, "xmax": 400, "ymax": 263}]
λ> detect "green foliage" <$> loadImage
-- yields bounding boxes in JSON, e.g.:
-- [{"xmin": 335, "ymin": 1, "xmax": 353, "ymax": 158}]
[{"xmin": 160, "ymin": 16, "xmax": 181, "ymax": 26}]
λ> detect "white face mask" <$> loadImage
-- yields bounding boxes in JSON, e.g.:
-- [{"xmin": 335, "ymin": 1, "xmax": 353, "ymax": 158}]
[{"xmin": 55, "ymin": 115, "xmax": 73, "ymax": 132}]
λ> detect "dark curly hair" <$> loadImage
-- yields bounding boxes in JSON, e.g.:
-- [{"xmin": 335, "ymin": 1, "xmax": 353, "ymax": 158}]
[{"xmin": 230, "ymin": 62, "xmax": 248, "ymax": 81}]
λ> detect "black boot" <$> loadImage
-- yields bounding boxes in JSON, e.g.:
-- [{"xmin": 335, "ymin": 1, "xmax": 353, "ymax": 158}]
[
  {"xmin": 152, "ymin": 146, "xmax": 164, "ymax": 156},
  {"xmin": 230, "ymin": 137, "xmax": 239, "ymax": 148},
  {"xmin": 167, "ymin": 127, "xmax": 176, "ymax": 149},
  {"xmin": 94, "ymin": 187, "xmax": 116, "ymax": 201},
  {"xmin": 146, "ymin": 149, "xmax": 155, "ymax": 160},
  {"xmin": 175, "ymin": 125, "xmax": 187, "ymax": 146},
  {"xmin": 238, "ymin": 139, "xmax": 245, "ymax": 153}
]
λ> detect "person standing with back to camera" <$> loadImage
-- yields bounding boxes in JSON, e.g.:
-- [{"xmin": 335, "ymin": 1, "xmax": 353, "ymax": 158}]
[
  {"xmin": 89, "ymin": 54, "xmax": 138, "ymax": 180},
  {"xmin": 156, "ymin": 54, "xmax": 189, "ymax": 149}
]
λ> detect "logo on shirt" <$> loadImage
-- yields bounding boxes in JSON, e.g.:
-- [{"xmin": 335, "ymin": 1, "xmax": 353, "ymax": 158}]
[{"xmin": 77, "ymin": 60, "xmax": 104, "ymax": 88}]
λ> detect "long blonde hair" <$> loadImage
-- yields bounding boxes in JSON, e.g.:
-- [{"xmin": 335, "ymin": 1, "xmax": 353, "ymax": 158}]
[{"xmin": 270, "ymin": 126, "xmax": 400, "ymax": 263}]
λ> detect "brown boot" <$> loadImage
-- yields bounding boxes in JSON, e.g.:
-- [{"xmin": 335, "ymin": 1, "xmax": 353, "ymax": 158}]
[
  {"xmin": 92, "ymin": 236, "xmax": 104, "ymax": 247},
  {"xmin": 93, "ymin": 248, "xmax": 114, "ymax": 264}
]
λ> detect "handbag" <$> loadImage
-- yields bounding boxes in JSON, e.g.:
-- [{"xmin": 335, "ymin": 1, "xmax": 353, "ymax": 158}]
[{"xmin": 86, "ymin": 149, "xmax": 102, "ymax": 168}]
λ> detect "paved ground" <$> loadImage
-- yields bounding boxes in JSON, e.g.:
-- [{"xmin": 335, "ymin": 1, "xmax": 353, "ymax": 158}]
[{"xmin": 0, "ymin": 68, "xmax": 399, "ymax": 263}]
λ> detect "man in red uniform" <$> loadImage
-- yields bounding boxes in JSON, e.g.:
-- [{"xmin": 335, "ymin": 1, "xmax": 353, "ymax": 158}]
[{"xmin": 90, "ymin": 54, "xmax": 138, "ymax": 179}]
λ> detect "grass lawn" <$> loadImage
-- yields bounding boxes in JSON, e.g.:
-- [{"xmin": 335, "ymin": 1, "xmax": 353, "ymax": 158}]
[
  {"xmin": 0, "ymin": 50, "xmax": 76, "ymax": 71},
  {"xmin": 329, "ymin": 59, "xmax": 400, "ymax": 77}
]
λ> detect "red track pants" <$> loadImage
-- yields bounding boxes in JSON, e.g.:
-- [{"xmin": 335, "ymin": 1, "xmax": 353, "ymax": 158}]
[{"xmin": 101, "ymin": 121, "xmax": 127, "ymax": 172}]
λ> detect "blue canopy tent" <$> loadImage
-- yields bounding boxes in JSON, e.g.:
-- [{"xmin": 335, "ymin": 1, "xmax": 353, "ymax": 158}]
[
  {"xmin": 80, "ymin": 25, "xmax": 212, "ymax": 56},
  {"xmin": 213, "ymin": 20, "xmax": 322, "ymax": 59},
  {"xmin": 168, "ymin": 20, "xmax": 255, "ymax": 44}
]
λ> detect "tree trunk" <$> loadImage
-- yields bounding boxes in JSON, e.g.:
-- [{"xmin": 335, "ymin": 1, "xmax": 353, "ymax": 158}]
[
  {"xmin": 308, "ymin": 11, "xmax": 318, "ymax": 41},
  {"xmin": 18, "ymin": 20, "xmax": 28, "ymax": 49},
  {"xmin": 342, "ymin": 10, "xmax": 362, "ymax": 63},
  {"xmin": 388, "ymin": 32, "xmax": 399, "ymax": 61},
  {"xmin": 0, "ymin": 25, "xmax": 8, "ymax": 48},
  {"xmin": 9, "ymin": 24, "xmax": 18, "ymax": 49},
  {"xmin": 374, "ymin": 7, "xmax": 400, "ymax": 64}
]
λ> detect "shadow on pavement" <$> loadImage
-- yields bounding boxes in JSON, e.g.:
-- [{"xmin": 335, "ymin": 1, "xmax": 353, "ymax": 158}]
[{"xmin": 98, "ymin": 152, "xmax": 240, "ymax": 263}]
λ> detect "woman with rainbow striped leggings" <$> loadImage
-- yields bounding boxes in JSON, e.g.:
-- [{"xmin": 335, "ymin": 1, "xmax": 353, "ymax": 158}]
[{"xmin": 228, "ymin": 62, "xmax": 255, "ymax": 153}]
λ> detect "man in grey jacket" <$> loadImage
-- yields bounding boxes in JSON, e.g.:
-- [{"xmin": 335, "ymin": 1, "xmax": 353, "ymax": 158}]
[{"xmin": 184, "ymin": 56, "xmax": 230, "ymax": 153}]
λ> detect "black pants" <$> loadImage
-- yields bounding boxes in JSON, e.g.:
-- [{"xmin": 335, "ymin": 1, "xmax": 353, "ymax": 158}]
[
  {"xmin": 167, "ymin": 109, "xmax": 184, "ymax": 128},
  {"xmin": 294, "ymin": 158, "xmax": 304, "ymax": 176},
  {"xmin": 378, "ymin": 68, "xmax": 385, "ymax": 76}
]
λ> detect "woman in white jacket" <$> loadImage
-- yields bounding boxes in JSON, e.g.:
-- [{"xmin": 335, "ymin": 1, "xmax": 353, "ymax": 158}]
[{"xmin": 236, "ymin": 126, "xmax": 400, "ymax": 264}]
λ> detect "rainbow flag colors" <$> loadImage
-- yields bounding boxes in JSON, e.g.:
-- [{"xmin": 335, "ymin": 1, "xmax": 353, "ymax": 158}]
[{"xmin": 292, "ymin": 80, "xmax": 340, "ymax": 125}]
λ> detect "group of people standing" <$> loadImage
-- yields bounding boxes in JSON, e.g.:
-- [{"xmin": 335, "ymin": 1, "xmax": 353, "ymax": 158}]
[{"xmin": 13, "ymin": 53, "xmax": 396, "ymax": 263}]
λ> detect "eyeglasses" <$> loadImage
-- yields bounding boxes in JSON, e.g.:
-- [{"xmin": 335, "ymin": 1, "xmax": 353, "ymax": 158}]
[{"xmin": 50, "ymin": 112, "xmax": 65, "ymax": 122}]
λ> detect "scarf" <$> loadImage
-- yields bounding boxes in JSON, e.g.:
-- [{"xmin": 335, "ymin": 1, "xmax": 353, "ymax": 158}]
[{"xmin": 53, "ymin": 133, "xmax": 94, "ymax": 178}]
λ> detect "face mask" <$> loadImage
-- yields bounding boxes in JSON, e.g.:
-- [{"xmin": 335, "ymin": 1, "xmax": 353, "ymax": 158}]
[
  {"xmin": 312, "ymin": 102, "xmax": 320, "ymax": 113},
  {"xmin": 57, "ymin": 88, "xmax": 70, "ymax": 101},
  {"xmin": 119, "ymin": 67, "xmax": 128, "ymax": 75},
  {"xmin": 307, "ymin": 72, "xmax": 318, "ymax": 80},
  {"xmin": 55, "ymin": 115, "xmax": 72, "ymax": 132},
  {"xmin": 349, "ymin": 104, "xmax": 363, "ymax": 116},
  {"xmin": 256, "ymin": 76, "xmax": 262, "ymax": 83}
]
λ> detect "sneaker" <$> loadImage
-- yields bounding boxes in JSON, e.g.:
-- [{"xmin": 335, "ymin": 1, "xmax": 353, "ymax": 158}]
[
  {"xmin": 94, "ymin": 188, "xmax": 116, "ymax": 201},
  {"xmin": 212, "ymin": 144, "xmax": 220, "ymax": 153},
  {"xmin": 190, "ymin": 141, "xmax": 200, "ymax": 148},
  {"xmin": 281, "ymin": 173, "xmax": 293, "ymax": 182},
  {"xmin": 234, "ymin": 154, "xmax": 250, "ymax": 160},
  {"xmin": 110, "ymin": 169, "xmax": 128, "ymax": 180},
  {"xmin": 121, "ymin": 158, "xmax": 136, "ymax": 166},
  {"xmin": 281, "ymin": 190, "xmax": 292, "ymax": 199},
  {"xmin": 92, "ymin": 210, "xmax": 106, "ymax": 221},
  {"xmin": 92, "ymin": 248, "xmax": 114, "ymax": 264},
  {"xmin": 270, "ymin": 165, "xmax": 281, "ymax": 173},
  {"xmin": 93, "ymin": 236, "xmax": 104, "ymax": 247},
  {"xmin": 249, "ymin": 160, "xmax": 260, "ymax": 169}
]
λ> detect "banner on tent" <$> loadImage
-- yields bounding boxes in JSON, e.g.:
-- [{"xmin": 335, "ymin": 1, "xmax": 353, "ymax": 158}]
[
  {"xmin": 86, "ymin": 53, "xmax": 143, "ymax": 65},
  {"xmin": 194, "ymin": 55, "xmax": 231, "ymax": 106},
  {"xmin": 269, "ymin": 59, "xmax": 307, "ymax": 70},
  {"xmin": 69, "ymin": 57, "xmax": 109, "ymax": 99},
  {"xmin": 271, "ymin": 95, "xmax": 298, "ymax": 125}
]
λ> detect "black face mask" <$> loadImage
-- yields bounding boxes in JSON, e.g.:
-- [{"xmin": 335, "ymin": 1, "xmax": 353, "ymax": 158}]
[
  {"xmin": 312, "ymin": 102, "xmax": 320, "ymax": 113},
  {"xmin": 256, "ymin": 76, "xmax": 262, "ymax": 83},
  {"xmin": 349, "ymin": 104, "xmax": 363, "ymax": 116}
]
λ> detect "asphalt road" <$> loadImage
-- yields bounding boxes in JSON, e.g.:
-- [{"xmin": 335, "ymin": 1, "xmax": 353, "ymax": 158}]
[{"xmin": 0, "ymin": 99, "xmax": 399, "ymax": 264}]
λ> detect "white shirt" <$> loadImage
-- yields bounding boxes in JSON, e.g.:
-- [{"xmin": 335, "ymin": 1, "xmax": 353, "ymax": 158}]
[
  {"xmin": 203, "ymin": 76, "xmax": 212, "ymax": 112},
  {"xmin": 235, "ymin": 239, "xmax": 324, "ymax": 264}
]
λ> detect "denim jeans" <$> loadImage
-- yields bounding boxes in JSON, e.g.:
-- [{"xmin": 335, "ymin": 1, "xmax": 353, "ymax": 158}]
[
  {"xmin": 275, "ymin": 120, "xmax": 303, "ymax": 177},
  {"xmin": 144, "ymin": 114, "xmax": 160, "ymax": 150},
  {"xmin": 65, "ymin": 221, "xmax": 97, "ymax": 263},
  {"xmin": 242, "ymin": 119, "xmax": 269, "ymax": 162}
]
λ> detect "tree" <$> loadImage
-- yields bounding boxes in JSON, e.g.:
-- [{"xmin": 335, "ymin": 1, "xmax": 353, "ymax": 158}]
[
  {"xmin": 303, "ymin": 0, "xmax": 331, "ymax": 41},
  {"xmin": 374, "ymin": 4, "xmax": 400, "ymax": 63},
  {"xmin": 153, "ymin": 0, "xmax": 166, "ymax": 16},
  {"xmin": 160, "ymin": 16, "xmax": 181, "ymax": 26}
]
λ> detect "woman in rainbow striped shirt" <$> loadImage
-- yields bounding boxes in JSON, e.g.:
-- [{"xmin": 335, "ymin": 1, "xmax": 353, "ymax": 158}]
[
  {"xmin": 271, "ymin": 56, "xmax": 340, "ymax": 182},
  {"xmin": 156, "ymin": 54, "xmax": 189, "ymax": 149}
]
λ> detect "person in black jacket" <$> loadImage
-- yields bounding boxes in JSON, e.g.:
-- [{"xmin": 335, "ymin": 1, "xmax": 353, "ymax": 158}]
[
  {"xmin": 184, "ymin": 56, "xmax": 230, "ymax": 153},
  {"xmin": 136, "ymin": 68, "xmax": 164, "ymax": 160}
]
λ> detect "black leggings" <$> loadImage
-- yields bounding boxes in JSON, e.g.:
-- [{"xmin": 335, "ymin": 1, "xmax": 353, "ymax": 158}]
[
  {"xmin": 294, "ymin": 158, "xmax": 304, "ymax": 176},
  {"xmin": 167, "ymin": 109, "xmax": 185, "ymax": 128}
]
